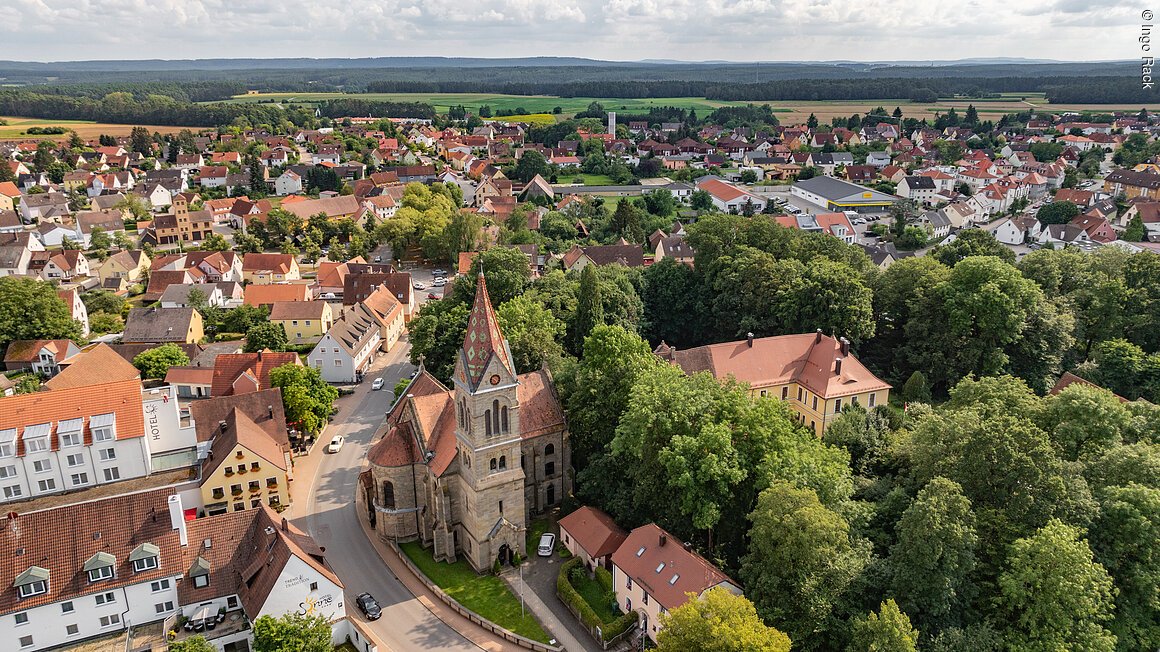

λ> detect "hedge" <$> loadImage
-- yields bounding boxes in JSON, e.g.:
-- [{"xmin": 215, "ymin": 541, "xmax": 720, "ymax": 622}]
[
  {"xmin": 602, "ymin": 608, "xmax": 638, "ymax": 641},
  {"xmin": 557, "ymin": 558, "xmax": 603, "ymax": 631},
  {"xmin": 595, "ymin": 566, "xmax": 613, "ymax": 595}
]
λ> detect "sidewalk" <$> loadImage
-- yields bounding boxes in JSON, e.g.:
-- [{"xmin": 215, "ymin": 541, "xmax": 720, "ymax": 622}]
[
  {"xmin": 356, "ymin": 511, "xmax": 528, "ymax": 652},
  {"xmin": 499, "ymin": 569, "xmax": 584, "ymax": 652}
]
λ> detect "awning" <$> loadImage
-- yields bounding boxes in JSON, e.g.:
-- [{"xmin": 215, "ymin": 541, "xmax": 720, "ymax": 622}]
[
  {"xmin": 191, "ymin": 605, "xmax": 211, "ymax": 622},
  {"xmin": 129, "ymin": 542, "xmax": 160, "ymax": 562},
  {"xmin": 83, "ymin": 551, "xmax": 116, "ymax": 572},
  {"xmin": 13, "ymin": 565, "xmax": 48, "ymax": 587}
]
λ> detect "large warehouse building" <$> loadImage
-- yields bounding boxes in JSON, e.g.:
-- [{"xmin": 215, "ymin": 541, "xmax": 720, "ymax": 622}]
[{"xmin": 791, "ymin": 176, "xmax": 898, "ymax": 213}]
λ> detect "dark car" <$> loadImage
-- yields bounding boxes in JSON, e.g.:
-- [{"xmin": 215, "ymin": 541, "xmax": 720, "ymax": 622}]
[{"xmin": 356, "ymin": 592, "xmax": 382, "ymax": 620}]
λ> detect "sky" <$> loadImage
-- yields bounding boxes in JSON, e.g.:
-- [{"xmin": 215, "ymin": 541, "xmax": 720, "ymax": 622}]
[{"xmin": 1, "ymin": 0, "xmax": 1146, "ymax": 62}]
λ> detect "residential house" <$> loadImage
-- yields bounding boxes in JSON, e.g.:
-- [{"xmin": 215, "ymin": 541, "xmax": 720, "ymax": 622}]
[
  {"xmin": 274, "ymin": 170, "xmax": 303, "ymax": 196},
  {"xmin": 3, "ymin": 339, "xmax": 81, "ymax": 376},
  {"xmin": 209, "ymin": 352, "xmax": 301, "ymax": 398},
  {"xmin": 0, "ymin": 181, "xmax": 20, "ymax": 212},
  {"xmin": 696, "ymin": 179, "xmax": 768, "ymax": 213},
  {"xmin": 243, "ymin": 282, "xmax": 313, "ymax": 308},
  {"xmin": 360, "ymin": 286, "xmax": 406, "ymax": 352},
  {"xmin": 1071, "ymin": 214, "xmax": 1118, "ymax": 243},
  {"xmin": 159, "ymin": 283, "xmax": 226, "ymax": 309},
  {"xmin": 269, "ymin": 301, "xmax": 334, "ymax": 342},
  {"xmin": 866, "ymin": 151, "xmax": 891, "ymax": 168},
  {"xmin": 35, "ymin": 222, "xmax": 76, "ymax": 249},
  {"xmin": 0, "ymin": 232, "xmax": 44, "ymax": 277},
  {"xmin": 611, "ymin": 524, "xmax": 741, "ymax": 644},
  {"xmin": 41, "ymin": 250, "xmax": 90, "ymax": 281},
  {"xmin": 918, "ymin": 209, "xmax": 953, "ymax": 239},
  {"xmin": 74, "ymin": 210, "xmax": 125, "ymax": 248},
  {"xmin": 97, "ymin": 251, "xmax": 151, "ymax": 285},
  {"xmin": 561, "ymin": 243, "xmax": 645, "ymax": 272},
  {"xmin": 1037, "ymin": 223, "xmax": 1093, "ymax": 246},
  {"xmin": 19, "ymin": 192, "xmax": 69, "ymax": 223},
  {"xmin": 57, "ymin": 288, "xmax": 89, "ymax": 336},
  {"xmin": 775, "ymin": 213, "xmax": 857, "ymax": 244},
  {"xmin": 1104, "ymin": 168, "xmax": 1160, "ymax": 200},
  {"xmin": 558, "ymin": 506, "xmax": 627, "ymax": 572},
  {"xmin": 197, "ymin": 405, "xmax": 292, "ymax": 515},
  {"xmin": 122, "ymin": 307, "xmax": 205, "ymax": 344},
  {"xmin": 242, "ymin": 253, "xmax": 300, "ymax": 284},
  {"xmin": 656, "ymin": 331, "xmax": 891, "ymax": 435},
  {"xmin": 163, "ymin": 366, "xmax": 215, "ymax": 399},
  {"xmin": 307, "ymin": 303, "xmax": 382, "ymax": 383},
  {"xmin": 897, "ymin": 175, "xmax": 938, "ymax": 203}
]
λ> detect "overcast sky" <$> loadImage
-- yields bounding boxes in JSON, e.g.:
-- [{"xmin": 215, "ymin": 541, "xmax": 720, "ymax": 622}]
[{"xmin": 2, "ymin": 0, "xmax": 1145, "ymax": 62}]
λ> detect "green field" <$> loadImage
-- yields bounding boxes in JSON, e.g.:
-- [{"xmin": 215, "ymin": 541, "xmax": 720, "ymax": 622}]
[{"xmin": 223, "ymin": 92, "xmax": 750, "ymax": 114}]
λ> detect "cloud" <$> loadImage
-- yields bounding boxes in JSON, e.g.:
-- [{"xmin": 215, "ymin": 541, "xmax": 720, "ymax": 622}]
[{"xmin": 1, "ymin": 0, "xmax": 1135, "ymax": 61}]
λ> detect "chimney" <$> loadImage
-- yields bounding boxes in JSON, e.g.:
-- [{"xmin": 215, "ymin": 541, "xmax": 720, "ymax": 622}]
[
  {"xmin": 659, "ymin": 534, "xmax": 667, "ymax": 547},
  {"xmin": 268, "ymin": 405, "xmax": 274, "ymax": 419},
  {"xmin": 281, "ymin": 517, "xmax": 289, "ymax": 532},
  {"xmin": 218, "ymin": 419, "xmax": 227, "ymax": 432},
  {"xmin": 835, "ymin": 357, "xmax": 843, "ymax": 376},
  {"xmin": 168, "ymin": 494, "xmax": 189, "ymax": 546},
  {"xmin": 746, "ymin": 332, "xmax": 754, "ymax": 347},
  {"xmin": 815, "ymin": 328, "xmax": 823, "ymax": 343},
  {"xmin": 840, "ymin": 337, "xmax": 850, "ymax": 357}
]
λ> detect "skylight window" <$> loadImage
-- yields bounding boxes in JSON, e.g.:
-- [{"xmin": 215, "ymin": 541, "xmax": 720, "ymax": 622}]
[
  {"xmin": 669, "ymin": 574, "xmax": 680, "ymax": 585},
  {"xmin": 635, "ymin": 546, "xmax": 645, "ymax": 557},
  {"xmin": 655, "ymin": 563, "xmax": 665, "ymax": 573}
]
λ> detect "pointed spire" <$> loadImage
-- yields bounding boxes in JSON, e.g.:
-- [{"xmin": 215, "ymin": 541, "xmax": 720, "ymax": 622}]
[{"xmin": 461, "ymin": 271, "xmax": 514, "ymax": 390}]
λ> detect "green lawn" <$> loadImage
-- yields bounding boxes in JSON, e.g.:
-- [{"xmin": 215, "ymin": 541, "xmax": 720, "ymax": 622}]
[
  {"xmin": 570, "ymin": 571, "xmax": 617, "ymax": 623},
  {"xmin": 557, "ymin": 173, "xmax": 617, "ymax": 186},
  {"xmin": 526, "ymin": 518, "xmax": 551, "ymax": 552},
  {"xmin": 220, "ymin": 92, "xmax": 748, "ymax": 115},
  {"xmin": 399, "ymin": 541, "xmax": 551, "ymax": 644}
]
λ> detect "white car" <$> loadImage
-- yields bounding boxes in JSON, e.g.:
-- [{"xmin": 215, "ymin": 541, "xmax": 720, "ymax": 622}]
[
  {"xmin": 537, "ymin": 532, "xmax": 556, "ymax": 557},
  {"xmin": 433, "ymin": 278, "xmax": 447, "ymax": 287},
  {"xmin": 371, "ymin": 378, "xmax": 385, "ymax": 391},
  {"xmin": 432, "ymin": 268, "xmax": 447, "ymax": 276},
  {"xmin": 327, "ymin": 435, "xmax": 344, "ymax": 454},
  {"xmin": 413, "ymin": 282, "xmax": 426, "ymax": 290}
]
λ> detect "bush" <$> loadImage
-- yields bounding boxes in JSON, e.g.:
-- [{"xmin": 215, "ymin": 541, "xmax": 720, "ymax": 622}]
[
  {"xmin": 595, "ymin": 565, "xmax": 614, "ymax": 595},
  {"xmin": 558, "ymin": 558, "xmax": 603, "ymax": 631},
  {"xmin": 602, "ymin": 608, "xmax": 638, "ymax": 640}
]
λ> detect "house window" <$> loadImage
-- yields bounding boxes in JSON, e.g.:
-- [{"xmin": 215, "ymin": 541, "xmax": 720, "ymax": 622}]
[
  {"xmin": 25, "ymin": 437, "xmax": 48, "ymax": 454},
  {"xmin": 19, "ymin": 635, "xmax": 32, "ymax": 648},
  {"xmin": 492, "ymin": 400, "xmax": 501, "ymax": 433},
  {"xmin": 797, "ymin": 388, "xmax": 803, "ymax": 401},
  {"xmin": 250, "ymin": 462, "xmax": 260, "ymax": 471},
  {"xmin": 250, "ymin": 499, "xmax": 261, "ymax": 508},
  {"xmin": 0, "ymin": 465, "xmax": 14, "ymax": 479},
  {"xmin": 193, "ymin": 575, "xmax": 209, "ymax": 588},
  {"xmin": 103, "ymin": 467, "xmax": 120, "ymax": 482},
  {"xmin": 66, "ymin": 454, "xmax": 84, "ymax": 467},
  {"xmin": 91, "ymin": 413, "xmax": 116, "ymax": 442},
  {"xmin": 155, "ymin": 601, "xmax": 174, "ymax": 614},
  {"xmin": 227, "ymin": 596, "xmax": 238, "ymax": 609},
  {"xmin": 782, "ymin": 387, "xmax": 788, "ymax": 400},
  {"xmin": 61, "ymin": 601, "xmax": 74, "ymax": 613},
  {"xmin": 99, "ymin": 448, "xmax": 116, "ymax": 461},
  {"xmin": 499, "ymin": 500, "xmax": 504, "ymax": 514},
  {"xmin": 852, "ymin": 395, "xmax": 859, "ymax": 406},
  {"xmin": 812, "ymin": 396, "xmax": 818, "ymax": 410},
  {"xmin": 95, "ymin": 592, "xmax": 115, "ymax": 605},
  {"xmin": 150, "ymin": 580, "xmax": 170, "ymax": 592},
  {"xmin": 625, "ymin": 597, "xmax": 631, "ymax": 612},
  {"xmin": 626, "ymin": 577, "xmax": 632, "ymax": 590},
  {"xmin": 14, "ymin": 612, "xmax": 28, "ymax": 624},
  {"xmin": 66, "ymin": 624, "xmax": 78, "ymax": 636},
  {"xmin": 868, "ymin": 393, "xmax": 876, "ymax": 407},
  {"xmin": 760, "ymin": 390, "xmax": 767, "ymax": 397},
  {"xmin": 60, "ymin": 431, "xmax": 82, "ymax": 448},
  {"xmin": 545, "ymin": 461, "xmax": 555, "ymax": 477},
  {"xmin": 32, "ymin": 459, "xmax": 51, "ymax": 473},
  {"xmin": 3, "ymin": 485, "xmax": 21, "ymax": 499},
  {"xmin": 71, "ymin": 473, "xmax": 89, "ymax": 487},
  {"xmin": 133, "ymin": 556, "xmax": 159, "ymax": 572},
  {"xmin": 334, "ymin": 360, "xmax": 341, "ymax": 366},
  {"xmin": 37, "ymin": 479, "xmax": 56, "ymax": 492},
  {"xmin": 382, "ymin": 482, "xmax": 395, "ymax": 509},
  {"xmin": 212, "ymin": 488, "xmax": 224, "ymax": 500},
  {"xmin": 99, "ymin": 614, "xmax": 120, "ymax": 627},
  {"xmin": 642, "ymin": 592, "xmax": 649, "ymax": 605},
  {"xmin": 249, "ymin": 480, "xmax": 260, "ymax": 492},
  {"xmin": 89, "ymin": 565, "xmax": 114, "ymax": 582},
  {"xmin": 834, "ymin": 398, "xmax": 842, "ymax": 412},
  {"xmin": 18, "ymin": 580, "xmax": 47, "ymax": 598}
]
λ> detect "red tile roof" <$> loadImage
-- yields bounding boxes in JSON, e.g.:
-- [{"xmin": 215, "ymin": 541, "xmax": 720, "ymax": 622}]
[
  {"xmin": 610, "ymin": 524, "xmax": 737, "ymax": 611},
  {"xmin": 558, "ymin": 506, "xmax": 628, "ymax": 560},
  {"xmin": 210, "ymin": 352, "xmax": 300, "ymax": 397}
]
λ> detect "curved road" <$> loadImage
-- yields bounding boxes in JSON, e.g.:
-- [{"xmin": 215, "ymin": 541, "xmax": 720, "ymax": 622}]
[{"xmin": 294, "ymin": 342, "xmax": 480, "ymax": 652}]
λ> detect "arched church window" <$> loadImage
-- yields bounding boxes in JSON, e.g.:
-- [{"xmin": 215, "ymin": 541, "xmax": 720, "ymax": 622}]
[
  {"xmin": 382, "ymin": 481, "xmax": 395, "ymax": 510},
  {"xmin": 485, "ymin": 410, "xmax": 492, "ymax": 437},
  {"xmin": 499, "ymin": 455, "xmax": 506, "ymax": 470},
  {"xmin": 501, "ymin": 406, "xmax": 509, "ymax": 433},
  {"xmin": 545, "ymin": 443, "xmax": 554, "ymax": 456},
  {"xmin": 490, "ymin": 458, "xmax": 497, "ymax": 471},
  {"xmin": 492, "ymin": 400, "xmax": 501, "ymax": 434}
]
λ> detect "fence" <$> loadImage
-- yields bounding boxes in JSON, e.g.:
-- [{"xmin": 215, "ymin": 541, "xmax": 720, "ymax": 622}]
[{"xmin": 391, "ymin": 542, "xmax": 563, "ymax": 652}]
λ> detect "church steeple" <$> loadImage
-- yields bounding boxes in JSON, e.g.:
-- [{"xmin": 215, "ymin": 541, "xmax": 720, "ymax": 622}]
[{"xmin": 459, "ymin": 271, "xmax": 515, "ymax": 391}]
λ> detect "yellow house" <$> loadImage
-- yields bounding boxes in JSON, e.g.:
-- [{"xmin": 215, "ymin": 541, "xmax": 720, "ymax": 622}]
[
  {"xmin": 655, "ymin": 330, "xmax": 891, "ymax": 436},
  {"xmin": 242, "ymin": 253, "xmax": 301, "ymax": 284},
  {"xmin": 98, "ymin": 249, "xmax": 151, "ymax": 283},
  {"xmin": 200, "ymin": 407, "xmax": 292, "ymax": 516},
  {"xmin": 269, "ymin": 300, "xmax": 334, "ymax": 342}
]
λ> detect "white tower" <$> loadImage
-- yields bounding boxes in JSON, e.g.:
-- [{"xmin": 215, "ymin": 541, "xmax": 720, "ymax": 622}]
[{"xmin": 608, "ymin": 111, "xmax": 617, "ymax": 136}]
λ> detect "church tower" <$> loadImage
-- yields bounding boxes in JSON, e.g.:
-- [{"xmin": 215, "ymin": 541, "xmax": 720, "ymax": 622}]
[{"xmin": 451, "ymin": 271, "xmax": 527, "ymax": 570}]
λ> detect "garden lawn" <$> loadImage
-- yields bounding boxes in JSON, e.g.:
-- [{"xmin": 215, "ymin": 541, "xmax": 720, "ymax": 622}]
[
  {"xmin": 399, "ymin": 541, "xmax": 551, "ymax": 644},
  {"xmin": 570, "ymin": 571, "xmax": 617, "ymax": 623},
  {"xmin": 526, "ymin": 518, "xmax": 550, "ymax": 552}
]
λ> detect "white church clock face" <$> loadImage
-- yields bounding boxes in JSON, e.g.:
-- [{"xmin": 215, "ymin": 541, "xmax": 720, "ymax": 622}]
[{"xmin": 490, "ymin": 374, "xmax": 501, "ymax": 385}]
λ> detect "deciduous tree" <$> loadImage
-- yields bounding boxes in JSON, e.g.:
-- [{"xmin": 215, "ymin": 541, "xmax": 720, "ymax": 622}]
[
  {"xmin": 132, "ymin": 344, "xmax": 191, "ymax": 379},
  {"xmin": 657, "ymin": 587, "xmax": 792, "ymax": 652}
]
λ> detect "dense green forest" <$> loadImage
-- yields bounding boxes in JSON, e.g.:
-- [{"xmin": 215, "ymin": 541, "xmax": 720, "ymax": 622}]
[{"xmin": 406, "ymin": 214, "xmax": 1160, "ymax": 651}]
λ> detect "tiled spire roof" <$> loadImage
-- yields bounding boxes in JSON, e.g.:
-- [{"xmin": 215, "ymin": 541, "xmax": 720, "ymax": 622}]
[{"xmin": 462, "ymin": 271, "xmax": 513, "ymax": 389}]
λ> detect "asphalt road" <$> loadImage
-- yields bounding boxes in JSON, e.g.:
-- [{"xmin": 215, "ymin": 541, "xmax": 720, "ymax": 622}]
[{"xmin": 296, "ymin": 341, "xmax": 480, "ymax": 652}]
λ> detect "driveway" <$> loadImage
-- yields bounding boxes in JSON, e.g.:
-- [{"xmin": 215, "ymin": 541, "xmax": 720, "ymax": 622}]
[{"xmin": 516, "ymin": 539, "xmax": 604, "ymax": 652}]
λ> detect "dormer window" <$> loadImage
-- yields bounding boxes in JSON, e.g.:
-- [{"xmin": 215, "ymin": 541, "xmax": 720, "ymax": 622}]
[
  {"xmin": 23, "ymin": 423, "xmax": 50, "ymax": 453},
  {"xmin": 129, "ymin": 543, "xmax": 160, "ymax": 573},
  {"xmin": 84, "ymin": 552, "xmax": 116, "ymax": 582},
  {"xmin": 0, "ymin": 429, "xmax": 15, "ymax": 458},
  {"xmin": 91, "ymin": 414, "xmax": 116, "ymax": 443},
  {"xmin": 189, "ymin": 556, "xmax": 210, "ymax": 588},
  {"xmin": 58, "ymin": 419, "xmax": 83, "ymax": 448},
  {"xmin": 14, "ymin": 567, "xmax": 49, "ymax": 599}
]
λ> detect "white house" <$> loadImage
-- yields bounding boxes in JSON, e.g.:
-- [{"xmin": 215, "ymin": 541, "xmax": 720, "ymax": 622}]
[
  {"xmin": 1038, "ymin": 223, "xmax": 1092, "ymax": 246},
  {"xmin": 984, "ymin": 218, "xmax": 1028, "ymax": 245},
  {"xmin": 897, "ymin": 176, "xmax": 938, "ymax": 203},
  {"xmin": 696, "ymin": 178, "xmax": 767, "ymax": 213},
  {"xmin": 307, "ymin": 303, "xmax": 382, "ymax": 383},
  {"xmin": 275, "ymin": 170, "xmax": 303, "ymax": 196}
]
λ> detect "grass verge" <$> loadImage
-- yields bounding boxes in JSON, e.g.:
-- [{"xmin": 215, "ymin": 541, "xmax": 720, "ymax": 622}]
[{"xmin": 399, "ymin": 541, "xmax": 551, "ymax": 644}]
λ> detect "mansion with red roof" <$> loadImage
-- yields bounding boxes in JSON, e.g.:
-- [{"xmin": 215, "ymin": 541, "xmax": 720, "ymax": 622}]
[{"xmin": 360, "ymin": 273, "xmax": 570, "ymax": 571}]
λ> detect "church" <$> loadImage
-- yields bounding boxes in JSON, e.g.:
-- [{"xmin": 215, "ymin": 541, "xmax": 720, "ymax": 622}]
[{"xmin": 360, "ymin": 272, "xmax": 572, "ymax": 571}]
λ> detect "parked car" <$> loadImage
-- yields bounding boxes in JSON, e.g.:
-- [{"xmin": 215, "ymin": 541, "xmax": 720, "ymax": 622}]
[
  {"xmin": 427, "ymin": 292, "xmax": 439, "ymax": 299},
  {"xmin": 320, "ymin": 292, "xmax": 337, "ymax": 300},
  {"xmin": 327, "ymin": 435, "xmax": 344, "ymax": 454},
  {"xmin": 432, "ymin": 268, "xmax": 447, "ymax": 276},
  {"xmin": 413, "ymin": 281, "xmax": 426, "ymax": 290},
  {"xmin": 373, "ymin": 256, "xmax": 382, "ymax": 263},
  {"xmin": 356, "ymin": 593, "xmax": 382, "ymax": 620},
  {"xmin": 433, "ymin": 278, "xmax": 447, "ymax": 287},
  {"xmin": 537, "ymin": 532, "xmax": 556, "ymax": 557},
  {"xmin": 371, "ymin": 378, "xmax": 385, "ymax": 391}
]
